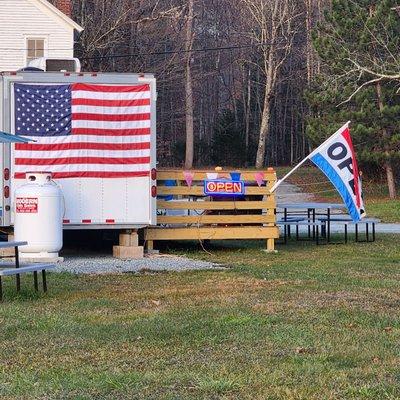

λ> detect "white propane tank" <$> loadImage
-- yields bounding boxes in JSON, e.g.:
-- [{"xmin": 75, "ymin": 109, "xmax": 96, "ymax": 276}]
[{"xmin": 14, "ymin": 172, "xmax": 63, "ymax": 260}]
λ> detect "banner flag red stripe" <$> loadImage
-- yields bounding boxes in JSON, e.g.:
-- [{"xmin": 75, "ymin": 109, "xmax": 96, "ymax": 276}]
[
  {"xmin": 15, "ymin": 142, "xmax": 150, "ymax": 151},
  {"xmin": 71, "ymin": 128, "xmax": 150, "ymax": 136},
  {"xmin": 341, "ymin": 128, "xmax": 361, "ymax": 208},
  {"xmin": 72, "ymin": 83, "xmax": 150, "ymax": 93},
  {"xmin": 15, "ymin": 157, "xmax": 151, "ymax": 165},
  {"xmin": 72, "ymin": 113, "xmax": 150, "ymax": 122},
  {"xmin": 15, "ymin": 171, "xmax": 150, "ymax": 179},
  {"xmin": 72, "ymin": 98, "xmax": 150, "ymax": 107}
]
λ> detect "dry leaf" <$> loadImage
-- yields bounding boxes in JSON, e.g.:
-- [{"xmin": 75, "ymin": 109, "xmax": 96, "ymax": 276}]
[{"xmin": 295, "ymin": 347, "xmax": 306, "ymax": 354}]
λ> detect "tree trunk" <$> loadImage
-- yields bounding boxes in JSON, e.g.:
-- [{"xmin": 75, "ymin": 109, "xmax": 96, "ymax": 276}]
[
  {"xmin": 184, "ymin": 0, "xmax": 195, "ymax": 169},
  {"xmin": 255, "ymin": 89, "xmax": 272, "ymax": 169},
  {"xmin": 375, "ymin": 82, "xmax": 396, "ymax": 199},
  {"xmin": 305, "ymin": 0, "xmax": 313, "ymax": 84},
  {"xmin": 245, "ymin": 68, "xmax": 251, "ymax": 163},
  {"xmin": 255, "ymin": 39, "xmax": 275, "ymax": 169},
  {"xmin": 384, "ymin": 161, "xmax": 396, "ymax": 199}
]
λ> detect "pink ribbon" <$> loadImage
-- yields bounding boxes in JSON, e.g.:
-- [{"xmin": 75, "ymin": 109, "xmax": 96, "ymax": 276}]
[
  {"xmin": 255, "ymin": 172, "xmax": 265, "ymax": 187},
  {"xmin": 183, "ymin": 171, "xmax": 195, "ymax": 187}
]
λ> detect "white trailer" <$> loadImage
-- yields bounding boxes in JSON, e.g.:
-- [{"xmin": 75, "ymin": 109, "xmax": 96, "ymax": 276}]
[{"xmin": 0, "ymin": 71, "xmax": 157, "ymax": 230}]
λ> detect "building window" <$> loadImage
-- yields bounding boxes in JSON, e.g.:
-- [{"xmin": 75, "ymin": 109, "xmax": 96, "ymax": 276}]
[{"xmin": 26, "ymin": 38, "xmax": 46, "ymax": 64}]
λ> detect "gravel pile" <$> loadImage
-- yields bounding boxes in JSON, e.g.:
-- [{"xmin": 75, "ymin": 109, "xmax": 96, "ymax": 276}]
[{"xmin": 54, "ymin": 254, "xmax": 222, "ymax": 275}]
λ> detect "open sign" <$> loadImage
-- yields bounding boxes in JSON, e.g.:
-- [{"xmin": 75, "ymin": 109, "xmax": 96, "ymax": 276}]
[{"xmin": 204, "ymin": 180, "xmax": 245, "ymax": 196}]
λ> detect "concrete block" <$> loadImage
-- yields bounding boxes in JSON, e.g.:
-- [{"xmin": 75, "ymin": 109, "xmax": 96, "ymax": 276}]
[
  {"xmin": 145, "ymin": 249, "xmax": 160, "ymax": 255},
  {"xmin": 19, "ymin": 256, "xmax": 64, "ymax": 263},
  {"xmin": 113, "ymin": 246, "xmax": 144, "ymax": 260}
]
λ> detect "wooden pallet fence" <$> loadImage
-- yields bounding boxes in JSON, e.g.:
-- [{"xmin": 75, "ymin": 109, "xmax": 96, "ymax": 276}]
[{"xmin": 144, "ymin": 169, "xmax": 279, "ymax": 251}]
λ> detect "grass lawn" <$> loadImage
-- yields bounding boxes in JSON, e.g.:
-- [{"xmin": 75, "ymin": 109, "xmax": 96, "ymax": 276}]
[
  {"xmin": 1, "ymin": 237, "xmax": 400, "ymax": 399},
  {"xmin": 367, "ymin": 199, "xmax": 400, "ymax": 223},
  {"xmin": 274, "ymin": 166, "xmax": 399, "ymax": 223}
]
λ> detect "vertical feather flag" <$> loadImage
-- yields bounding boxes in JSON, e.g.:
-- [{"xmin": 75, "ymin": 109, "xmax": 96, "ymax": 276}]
[{"xmin": 271, "ymin": 122, "xmax": 365, "ymax": 222}]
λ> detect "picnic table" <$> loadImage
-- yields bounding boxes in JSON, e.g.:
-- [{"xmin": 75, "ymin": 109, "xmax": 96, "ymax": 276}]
[
  {"xmin": 277, "ymin": 202, "xmax": 346, "ymax": 242},
  {"xmin": 0, "ymin": 241, "xmax": 55, "ymax": 301},
  {"xmin": 277, "ymin": 202, "xmax": 380, "ymax": 244},
  {"xmin": 317, "ymin": 216, "xmax": 380, "ymax": 243},
  {"xmin": 277, "ymin": 219, "xmax": 325, "ymax": 244}
]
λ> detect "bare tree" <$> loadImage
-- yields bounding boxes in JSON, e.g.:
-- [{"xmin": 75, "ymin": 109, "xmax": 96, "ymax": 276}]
[
  {"xmin": 67, "ymin": 0, "xmax": 397, "ymax": 183},
  {"xmin": 72, "ymin": 0, "xmax": 184, "ymax": 71},
  {"xmin": 239, "ymin": 0, "xmax": 299, "ymax": 168},
  {"xmin": 184, "ymin": 0, "xmax": 195, "ymax": 169}
]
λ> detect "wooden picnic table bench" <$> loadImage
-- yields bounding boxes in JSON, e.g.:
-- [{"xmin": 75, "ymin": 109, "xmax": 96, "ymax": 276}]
[{"xmin": 0, "ymin": 241, "xmax": 55, "ymax": 301}]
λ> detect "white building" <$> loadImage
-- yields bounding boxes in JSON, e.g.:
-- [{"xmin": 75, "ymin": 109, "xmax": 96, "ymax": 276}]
[{"xmin": 0, "ymin": 0, "xmax": 83, "ymax": 72}]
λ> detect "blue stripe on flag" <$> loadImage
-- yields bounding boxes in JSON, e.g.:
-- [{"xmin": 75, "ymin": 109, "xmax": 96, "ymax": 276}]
[{"xmin": 310, "ymin": 153, "xmax": 361, "ymax": 222}]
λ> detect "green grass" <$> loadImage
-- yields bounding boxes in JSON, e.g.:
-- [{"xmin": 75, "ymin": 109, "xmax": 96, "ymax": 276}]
[
  {"xmin": 1, "ymin": 237, "xmax": 400, "ymax": 399},
  {"xmin": 367, "ymin": 199, "xmax": 400, "ymax": 223},
  {"xmin": 274, "ymin": 166, "xmax": 399, "ymax": 223}
]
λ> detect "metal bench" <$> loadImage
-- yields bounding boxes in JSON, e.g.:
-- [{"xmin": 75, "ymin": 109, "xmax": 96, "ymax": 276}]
[
  {"xmin": 277, "ymin": 220, "xmax": 325, "ymax": 244},
  {"xmin": 277, "ymin": 217, "xmax": 305, "ymax": 240},
  {"xmin": 318, "ymin": 217, "xmax": 380, "ymax": 243},
  {"xmin": 0, "ymin": 263, "xmax": 55, "ymax": 301},
  {"xmin": 0, "ymin": 241, "xmax": 55, "ymax": 301}
]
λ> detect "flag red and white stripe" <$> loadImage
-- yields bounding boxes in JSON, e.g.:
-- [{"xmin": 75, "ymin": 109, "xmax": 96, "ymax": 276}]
[{"xmin": 13, "ymin": 83, "xmax": 152, "ymax": 179}]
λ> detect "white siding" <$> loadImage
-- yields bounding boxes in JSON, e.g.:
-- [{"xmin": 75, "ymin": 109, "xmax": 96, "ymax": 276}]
[{"xmin": 0, "ymin": 0, "xmax": 74, "ymax": 71}]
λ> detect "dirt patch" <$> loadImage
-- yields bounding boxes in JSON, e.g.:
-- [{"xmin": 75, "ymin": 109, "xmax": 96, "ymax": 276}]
[
  {"xmin": 253, "ymin": 290, "xmax": 400, "ymax": 314},
  {"xmin": 67, "ymin": 275, "xmax": 292, "ymax": 317}
]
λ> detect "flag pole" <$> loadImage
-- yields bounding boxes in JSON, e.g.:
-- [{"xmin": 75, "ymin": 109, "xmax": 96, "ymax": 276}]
[
  {"xmin": 270, "ymin": 156, "xmax": 311, "ymax": 193},
  {"xmin": 269, "ymin": 121, "xmax": 350, "ymax": 193}
]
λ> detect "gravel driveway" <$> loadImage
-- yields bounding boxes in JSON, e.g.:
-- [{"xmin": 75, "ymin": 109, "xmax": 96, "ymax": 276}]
[
  {"xmin": 55, "ymin": 253, "xmax": 222, "ymax": 275},
  {"xmin": 276, "ymin": 182, "xmax": 314, "ymax": 203}
]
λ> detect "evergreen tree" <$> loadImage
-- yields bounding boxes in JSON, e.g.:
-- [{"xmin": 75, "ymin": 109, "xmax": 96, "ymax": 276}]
[{"xmin": 306, "ymin": 0, "xmax": 400, "ymax": 199}]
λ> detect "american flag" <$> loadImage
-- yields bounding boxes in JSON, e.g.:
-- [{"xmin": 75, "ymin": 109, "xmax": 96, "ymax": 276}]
[{"xmin": 13, "ymin": 83, "xmax": 151, "ymax": 179}]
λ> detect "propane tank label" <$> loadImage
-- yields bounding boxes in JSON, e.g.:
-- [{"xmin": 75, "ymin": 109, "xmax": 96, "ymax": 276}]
[{"xmin": 16, "ymin": 198, "xmax": 38, "ymax": 213}]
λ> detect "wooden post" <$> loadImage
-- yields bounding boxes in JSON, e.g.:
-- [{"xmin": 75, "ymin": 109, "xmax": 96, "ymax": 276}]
[
  {"xmin": 266, "ymin": 238, "xmax": 275, "ymax": 253},
  {"xmin": 130, "ymin": 231, "xmax": 139, "ymax": 247},
  {"xmin": 118, "ymin": 233, "xmax": 131, "ymax": 247}
]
